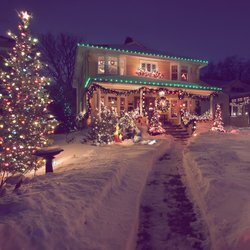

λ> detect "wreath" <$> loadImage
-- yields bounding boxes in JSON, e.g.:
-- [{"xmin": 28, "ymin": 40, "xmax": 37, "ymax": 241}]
[{"xmin": 155, "ymin": 96, "xmax": 170, "ymax": 112}]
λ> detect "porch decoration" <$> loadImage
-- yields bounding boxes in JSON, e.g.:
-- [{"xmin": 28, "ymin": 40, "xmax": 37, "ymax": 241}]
[
  {"xmin": 118, "ymin": 112, "xmax": 138, "ymax": 140},
  {"xmin": 148, "ymin": 109, "xmax": 166, "ymax": 135},
  {"xmin": 114, "ymin": 124, "xmax": 122, "ymax": 143},
  {"xmin": 88, "ymin": 104, "xmax": 118, "ymax": 145},
  {"xmin": 155, "ymin": 97, "xmax": 170, "ymax": 112},
  {"xmin": 136, "ymin": 68, "xmax": 164, "ymax": 79},
  {"xmin": 0, "ymin": 11, "xmax": 58, "ymax": 182},
  {"xmin": 83, "ymin": 83, "xmax": 219, "ymax": 122},
  {"xmin": 180, "ymin": 109, "xmax": 212, "ymax": 133},
  {"xmin": 211, "ymin": 104, "xmax": 225, "ymax": 132}
]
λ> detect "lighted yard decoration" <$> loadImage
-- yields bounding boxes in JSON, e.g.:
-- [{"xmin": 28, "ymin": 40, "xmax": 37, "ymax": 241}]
[
  {"xmin": 180, "ymin": 109, "xmax": 212, "ymax": 134},
  {"xmin": 88, "ymin": 105, "xmax": 118, "ymax": 145},
  {"xmin": 148, "ymin": 109, "xmax": 166, "ymax": 135},
  {"xmin": 211, "ymin": 104, "xmax": 225, "ymax": 132},
  {"xmin": 0, "ymin": 11, "xmax": 58, "ymax": 187}
]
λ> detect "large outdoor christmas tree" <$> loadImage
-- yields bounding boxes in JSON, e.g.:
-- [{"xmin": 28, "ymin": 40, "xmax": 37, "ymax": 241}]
[
  {"xmin": 211, "ymin": 104, "xmax": 225, "ymax": 132},
  {"xmin": 148, "ymin": 109, "xmax": 166, "ymax": 135},
  {"xmin": 0, "ymin": 11, "xmax": 58, "ymax": 183}
]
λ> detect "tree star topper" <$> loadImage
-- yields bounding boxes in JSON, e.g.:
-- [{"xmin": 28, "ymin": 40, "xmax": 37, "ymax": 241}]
[{"xmin": 19, "ymin": 11, "xmax": 32, "ymax": 21}]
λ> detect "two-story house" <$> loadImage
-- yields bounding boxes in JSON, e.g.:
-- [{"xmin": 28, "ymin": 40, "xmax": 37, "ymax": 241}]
[{"xmin": 73, "ymin": 38, "xmax": 221, "ymax": 125}]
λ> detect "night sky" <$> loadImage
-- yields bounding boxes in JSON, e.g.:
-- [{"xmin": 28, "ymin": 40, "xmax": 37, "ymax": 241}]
[{"xmin": 1, "ymin": 0, "xmax": 250, "ymax": 62}]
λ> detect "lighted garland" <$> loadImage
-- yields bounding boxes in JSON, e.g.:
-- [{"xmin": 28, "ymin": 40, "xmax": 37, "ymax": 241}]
[
  {"xmin": 136, "ymin": 68, "xmax": 164, "ymax": 79},
  {"xmin": 155, "ymin": 97, "xmax": 170, "ymax": 112},
  {"xmin": 180, "ymin": 108, "xmax": 212, "ymax": 133},
  {"xmin": 78, "ymin": 83, "xmax": 219, "ymax": 123}
]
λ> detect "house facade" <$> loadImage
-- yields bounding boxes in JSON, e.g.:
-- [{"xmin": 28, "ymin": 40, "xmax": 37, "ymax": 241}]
[{"xmin": 73, "ymin": 39, "xmax": 222, "ymax": 125}]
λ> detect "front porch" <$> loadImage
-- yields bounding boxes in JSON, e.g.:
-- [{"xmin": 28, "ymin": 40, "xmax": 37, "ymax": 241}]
[{"xmin": 82, "ymin": 76, "xmax": 218, "ymax": 127}]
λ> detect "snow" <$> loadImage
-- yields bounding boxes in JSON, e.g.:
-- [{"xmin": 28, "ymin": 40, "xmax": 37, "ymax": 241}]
[
  {"xmin": 1, "ymin": 126, "xmax": 250, "ymax": 250},
  {"xmin": 0, "ymin": 132, "xmax": 172, "ymax": 250},
  {"xmin": 183, "ymin": 128, "xmax": 250, "ymax": 250}
]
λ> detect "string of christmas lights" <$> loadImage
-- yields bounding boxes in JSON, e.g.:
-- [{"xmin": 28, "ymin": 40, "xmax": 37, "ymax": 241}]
[
  {"xmin": 0, "ymin": 11, "xmax": 58, "ymax": 181},
  {"xmin": 78, "ymin": 83, "xmax": 219, "ymax": 123}
]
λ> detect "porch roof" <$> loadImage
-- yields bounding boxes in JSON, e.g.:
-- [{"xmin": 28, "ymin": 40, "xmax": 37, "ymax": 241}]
[{"xmin": 84, "ymin": 75, "xmax": 222, "ymax": 92}]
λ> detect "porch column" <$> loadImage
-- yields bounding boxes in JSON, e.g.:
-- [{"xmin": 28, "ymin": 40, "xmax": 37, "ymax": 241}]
[
  {"xmin": 82, "ymin": 92, "xmax": 86, "ymax": 114},
  {"xmin": 97, "ymin": 88, "xmax": 101, "ymax": 113},
  {"xmin": 139, "ymin": 88, "xmax": 143, "ymax": 115},
  {"xmin": 210, "ymin": 95, "xmax": 214, "ymax": 117},
  {"xmin": 117, "ymin": 96, "xmax": 121, "ymax": 114}
]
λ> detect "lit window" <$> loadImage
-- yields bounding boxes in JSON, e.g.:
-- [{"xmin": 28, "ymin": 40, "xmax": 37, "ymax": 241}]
[
  {"xmin": 141, "ymin": 63, "xmax": 146, "ymax": 71},
  {"xmin": 146, "ymin": 63, "xmax": 151, "ymax": 72},
  {"xmin": 140, "ymin": 62, "xmax": 158, "ymax": 73},
  {"xmin": 152, "ymin": 64, "xmax": 157, "ymax": 72},
  {"xmin": 98, "ymin": 56, "xmax": 105, "ymax": 74},
  {"xmin": 171, "ymin": 65, "xmax": 178, "ymax": 80},
  {"xmin": 181, "ymin": 66, "xmax": 188, "ymax": 81},
  {"xmin": 108, "ymin": 57, "xmax": 118, "ymax": 74}
]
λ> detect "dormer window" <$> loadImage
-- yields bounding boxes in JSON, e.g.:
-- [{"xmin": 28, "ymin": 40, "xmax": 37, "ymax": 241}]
[{"xmin": 181, "ymin": 66, "xmax": 188, "ymax": 81}]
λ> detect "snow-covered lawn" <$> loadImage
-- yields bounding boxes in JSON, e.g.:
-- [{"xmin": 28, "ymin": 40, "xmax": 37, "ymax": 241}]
[
  {"xmin": 1, "ymin": 127, "xmax": 250, "ymax": 250},
  {"xmin": 184, "ymin": 128, "xmax": 250, "ymax": 250},
  {"xmin": 0, "ymin": 133, "xmax": 172, "ymax": 250}
]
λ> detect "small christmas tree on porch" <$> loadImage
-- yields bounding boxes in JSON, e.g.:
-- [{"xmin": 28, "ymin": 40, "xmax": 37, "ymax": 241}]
[
  {"xmin": 148, "ymin": 110, "xmax": 165, "ymax": 135},
  {"xmin": 211, "ymin": 104, "xmax": 225, "ymax": 132}
]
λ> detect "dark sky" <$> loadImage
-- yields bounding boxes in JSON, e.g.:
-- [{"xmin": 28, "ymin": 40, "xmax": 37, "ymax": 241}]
[{"xmin": 1, "ymin": 0, "xmax": 250, "ymax": 62}]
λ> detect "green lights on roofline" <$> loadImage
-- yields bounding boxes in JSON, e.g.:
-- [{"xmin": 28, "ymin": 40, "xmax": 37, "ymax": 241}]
[
  {"xmin": 84, "ymin": 77, "xmax": 222, "ymax": 91},
  {"xmin": 77, "ymin": 43, "xmax": 208, "ymax": 64}
]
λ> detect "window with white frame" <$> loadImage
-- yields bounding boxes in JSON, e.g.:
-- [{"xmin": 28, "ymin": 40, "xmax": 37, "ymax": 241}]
[
  {"xmin": 171, "ymin": 65, "xmax": 178, "ymax": 80},
  {"xmin": 140, "ymin": 61, "xmax": 158, "ymax": 73},
  {"xmin": 181, "ymin": 66, "xmax": 188, "ymax": 81}
]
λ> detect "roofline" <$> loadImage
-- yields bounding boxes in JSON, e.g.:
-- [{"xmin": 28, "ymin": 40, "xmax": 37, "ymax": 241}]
[
  {"xmin": 84, "ymin": 76, "xmax": 222, "ymax": 91},
  {"xmin": 77, "ymin": 43, "xmax": 208, "ymax": 65}
]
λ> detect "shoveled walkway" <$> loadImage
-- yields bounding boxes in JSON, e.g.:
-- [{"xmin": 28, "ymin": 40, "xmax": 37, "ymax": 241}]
[{"xmin": 136, "ymin": 142, "xmax": 210, "ymax": 250}]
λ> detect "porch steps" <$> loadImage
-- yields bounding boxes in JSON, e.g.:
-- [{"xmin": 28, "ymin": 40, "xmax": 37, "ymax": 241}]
[{"xmin": 164, "ymin": 123, "xmax": 190, "ymax": 141}]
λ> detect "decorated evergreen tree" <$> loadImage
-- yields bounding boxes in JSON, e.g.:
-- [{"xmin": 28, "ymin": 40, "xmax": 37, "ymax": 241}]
[
  {"xmin": 88, "ymin": 104, "xmax": 118, "ymax": 144},
  {"xmin": 211, "ymin": 104, "xmax": 225, "ymax": 132},
  {"xmin": 118, "ymin": 112, "xmax": 138, "ymax": 139},
  {"xmin": 0, "ymin": 11, "xmax": 58, "ymax": 186},
  {"xmin": 148, "ymin": 109, "xmax": 166, "ymax": 135}
]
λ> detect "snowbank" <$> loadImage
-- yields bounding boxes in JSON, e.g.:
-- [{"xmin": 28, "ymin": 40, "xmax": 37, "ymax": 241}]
[
  {"xmin": 0, "ymin": 133, "xmax": 172, "ymax": 250},
  {"xmin": 183, "ymin": 129, "xmax": 250, "ymax": 250}
]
